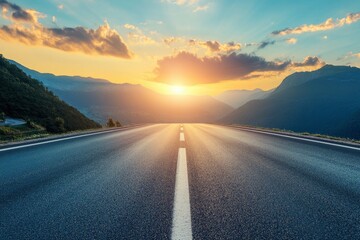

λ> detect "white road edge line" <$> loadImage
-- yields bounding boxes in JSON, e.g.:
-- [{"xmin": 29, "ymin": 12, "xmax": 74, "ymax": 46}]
[
  {"xmin": 237, "ymin": 127, "xmax": 360, "ymax": 151},
  {"xmin": 180, "ymin": 132, "xmax": 185, "ymax": 142},
  {"xmin": 0, "ymin": 129, "xmax": 124, "ymax": 152},
  {"xmin": 171, "ymin": 148, "xmax": 192, "ymax": 240}
]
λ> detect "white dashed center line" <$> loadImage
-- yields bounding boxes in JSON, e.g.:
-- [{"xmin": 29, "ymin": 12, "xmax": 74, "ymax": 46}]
[
  {"xmin": 171, "ymin": 147, "xmax": 192, "ymax": 240},
  {"xmin": 180, "ymin": 132, "xmax": 185, "ymax": 142}
]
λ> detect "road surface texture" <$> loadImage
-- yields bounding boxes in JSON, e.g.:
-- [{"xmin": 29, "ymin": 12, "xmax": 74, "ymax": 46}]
[{"xmin": 1, "ymin": 124, "xmax": 360, "ymax": 239}]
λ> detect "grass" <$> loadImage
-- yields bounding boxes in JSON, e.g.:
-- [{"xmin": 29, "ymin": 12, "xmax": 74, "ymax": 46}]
[
  {"xmin": 0, "ymin": 123, "xmax": 125, "ymax": 145},
  {"xmin": 0, "ymin": 122, "xmax": 49, "ymax": 144}
]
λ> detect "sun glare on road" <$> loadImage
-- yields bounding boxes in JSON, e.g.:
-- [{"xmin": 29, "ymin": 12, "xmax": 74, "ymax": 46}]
[{"xmin": 170, "ymin": 85, "xmax": 185, "ymax": 95}]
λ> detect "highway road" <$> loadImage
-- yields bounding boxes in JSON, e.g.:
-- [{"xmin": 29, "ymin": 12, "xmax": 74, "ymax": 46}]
[{"xmin": 1, "ymin": 124, "xmax": 360, "ymax": 239}]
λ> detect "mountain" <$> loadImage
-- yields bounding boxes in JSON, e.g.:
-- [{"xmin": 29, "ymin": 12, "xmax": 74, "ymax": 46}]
[
  {"xmin": 222, "ymin": 65, "xmax": 360, "ymax": 139},
  {"xmin": 11, "ymin": 60, "xmax": 233, "ymax": 124},
  {"xmin": 0, "ymin": 55, "xmax": 101, "ymax": 133},
  {"xmin": 214, "ymin": 89, "xmax": 273, "ymax": 108},
  {"xmin": 9, "ymin": 60, "xmax": 110, "ymax": 91}
]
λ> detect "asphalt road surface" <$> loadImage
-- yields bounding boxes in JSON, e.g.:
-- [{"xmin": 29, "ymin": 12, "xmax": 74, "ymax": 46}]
[{"xmin": 1, "ymin": 124, "xmax": 360, "ymax": 239}]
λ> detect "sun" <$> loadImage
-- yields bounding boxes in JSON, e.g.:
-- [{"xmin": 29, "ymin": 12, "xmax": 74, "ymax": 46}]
[{"xmin": 170, "ymin": 85, "xmax": 185, "ymax": 95}]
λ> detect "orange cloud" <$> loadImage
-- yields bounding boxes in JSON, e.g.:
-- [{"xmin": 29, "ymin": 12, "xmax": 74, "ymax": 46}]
[
  {"xmin": 286, "ymin": 38, "xmax": 297, "ymax": 44},
  {"xmin": 272, "ymin": 12, "xmax": 360, "ymax": 35},
  {"xmin": 191, "ymin": 40, "xmax": 241, "ymax": 53},
  {"xmin": 0, "ymin": 1, "xmax": 133, "ymax": 58},
  {"xmin": 123, "ymin": 23, "xmax": 155, "ymax": 45},
  {"xmin": 153, "ymin": 52, "xmax": 324, "ymax": 85},
  {"xmin": 0, "ymin": 0, "xmax": 43, "ymax": 24},
  {"xmin": 164, "ymin": 37, "xmax": 241, "ymax": 53},
  {"xmin": 163, "ymin": 36, "xmax": 182, "ymax": 45},
  {"xmin": 0, "ymin": 23, "xmax": 133, "ymax": 58}
]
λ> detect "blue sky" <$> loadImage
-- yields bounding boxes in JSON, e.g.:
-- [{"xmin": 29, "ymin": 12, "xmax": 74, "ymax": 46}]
[{"xmin": 0, "ymin": 0, "xmax": 359, "ymax": 94}]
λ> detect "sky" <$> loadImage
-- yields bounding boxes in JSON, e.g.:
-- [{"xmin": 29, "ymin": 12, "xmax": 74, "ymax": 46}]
[{"xmin": 0, "ymin": 0, "xmax": 359, "ymax": 95}]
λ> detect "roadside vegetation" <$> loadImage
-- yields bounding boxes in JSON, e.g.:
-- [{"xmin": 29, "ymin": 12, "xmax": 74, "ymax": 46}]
[
  {"xmin": 0, "ymin": 120, "xmax": 48, "ymax": 143},
  {"xmin": 0, "ymin": 112, "xmax": 4, "ymax": 122},
  {"xmin": 106, "ymin": 117, "xmax": 122, "ymax": 128},
  {"xmin": 0, "ymin": 55, "xmax": 101, "ymax": 136}
]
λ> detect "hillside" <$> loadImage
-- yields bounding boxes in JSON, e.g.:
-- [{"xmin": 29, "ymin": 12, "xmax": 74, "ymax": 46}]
[
  {"xmin": 11, "ymin": 60, "xmax": 233, "ymax": 124},
  {"xmin": 214, "ymin": 89, "xmax": 273, "ymax": 108},
  {"xmin": 222, "ymin": 65, "xmax": 360, "ymax": 139},
  {"xmin": 0, "ymin": 55, "xmax": 101, "ymax": 133}
]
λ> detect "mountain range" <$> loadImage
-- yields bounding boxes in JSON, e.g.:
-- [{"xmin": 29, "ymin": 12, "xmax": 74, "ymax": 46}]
[
  {"xmin": 8, "ymin": 58, "xmax": 360, "ymax": 140},
  {"xmin": 223, "ymin": 65, "xmax": 360, "ymax": 139},
  {"xmin": 0, "ymin": 56, "xmax": 100, "ymax": 133},
  {"xmin": 11, "ymin": 60, "xmax": 233, "ymax": 124},
  {"xmin": 214, "ymin": 89, "xmax": 273, "ymax": 108}
]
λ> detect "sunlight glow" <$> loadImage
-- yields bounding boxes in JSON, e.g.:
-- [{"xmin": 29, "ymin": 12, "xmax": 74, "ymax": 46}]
[{"xmin": 170, "ymin": 85, "xmax": 186, "ymax": 95}]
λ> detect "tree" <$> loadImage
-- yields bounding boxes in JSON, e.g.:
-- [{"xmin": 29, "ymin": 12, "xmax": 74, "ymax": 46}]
[
  {"xmin": 55, "ymin": 117, "xmax": 65, "ymax": 132},
  {"xmin": 115, "ymin": 120, "xmax": 121, "ymax": 127},
  {"xmin": 0, "ymin": 56, "xmax": 101, "ymax": 133},
  {"xmin": 45, "ymin": 117, "xmax": 65, "ymax": 133},
  {"xmin": 0, "ymin": 112, "xmax": 4, "ymax": 121},
  {"xmin": 107, "ymin": 117, "xmax": 115, "ymax": 128}
]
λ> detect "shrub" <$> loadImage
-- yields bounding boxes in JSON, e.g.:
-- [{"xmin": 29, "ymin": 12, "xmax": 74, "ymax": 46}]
[{"xmin": 107, "ymin": 118, "xmax": 116, "ymax": 128}]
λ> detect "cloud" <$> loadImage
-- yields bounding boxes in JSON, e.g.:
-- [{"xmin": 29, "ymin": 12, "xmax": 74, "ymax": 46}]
[
  {"xmin": 153, "ymin": 52, "xmax": 324, "ymax": 85},
  {"xmin": 123, "ymin": 23, "xmax": 155, "ymax": 45},
  {"xmin": 163, "ymin": 0, "xmax": 199, "ymax": 5},
  {"xmin": 163, "ymin": 36, "xmax": 183, "ymax": 45},
  {"xmin": 163, "ymin": 37, "xmax": 241, "ymax": 53},
  {"xmin": 124, "ymin": 23, "xmax": 137, "ymax": 30},
  {"xmin": 47, "ymin": 23, "xmax": 132, "ymax": 58},
  {"xmin": 193, "ymin": 5, "xmax": 209, "ymax": 12},
  {"xmin": 286, "ymin": 38, "xmax": 297, "ymax": 44},
  {"xmin": 248, "ymin": 38, "xmax": 296, "ymax": 51},
  {"xmin": 292, "ymin": 56, "xmax": 323, "ymax": 67},
  {"xmin": 337, "ymin": 52, "xmax": 360, "ymax": 61},
  {"xmin": 0, "ymin": 23, "xmax": 133, "ymax": 58},
  {"xmin": 52, "ymin": 16, "xmax": 56, "ymax": 23},
  {"xmin": 272, "ymin": 12, "xmax": 360, "ymax": 36},
  {"xmin": 57, "ymin": 4, "xmax": 64, "ymax": 10},
  {"xmin": 257, "ymin": 40, "xmax": 275, "ymax": 50},
  {"xmin": 0, "ymin": 0, "xmax": 41, "ymax": 23},
  {"xmin": 190, "ymin": 40, "xmax": 241, "ymax": 53},
  {"xmin": 0, "ymin": 1, "xmax": 133, "ymax": 58}
]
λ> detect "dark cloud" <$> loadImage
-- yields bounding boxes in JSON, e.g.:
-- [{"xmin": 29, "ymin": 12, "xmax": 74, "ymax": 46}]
[
  {"xmin": 272, "ymin": 28, "xmax": 291, "ymax": 36},
  {"xmin": 257, "ymin": 40, "xmax": 275, "ymax": 50},
  {"xmin": 188, "ymin": 39, "xmax": 241, "ymax": 52},
  {"xmin": 293, "ymin": 56, "xmax": 323, "ymax": 67},
  {"xmin": 0, "ymin": 0, "xmax": 35, "ymax": 22},
  {"xmin": 1, "ymin": 25, "xmax": 38, "ymax": 44},
  {"xmin": 203, "ymin": 41, "xmax": 221, "ymax": 52},
  {"xmin": 0, "ymin": 1, "xmax": 132, "ymax": 58},
  {"xmin": 0, "ymin": 23, "xmax": 133, "ymax": 58},
  {"xmin": 47, "ymin": 24, "xmax": 132, "ymax": 58},
  {"xmin": 153, "ymin": 52, "xmax": 324, "ymax": 85}
]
